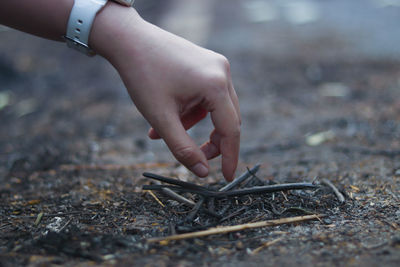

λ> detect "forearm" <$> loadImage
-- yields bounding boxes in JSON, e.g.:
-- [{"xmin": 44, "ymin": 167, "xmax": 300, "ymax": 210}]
[
  {"xmin": 0, "ymin": 0, "xmax": 73, "ymax": 41},
  {"xmin": 0, "ymin": 0, "xmax": 142, "ymax": 61}
]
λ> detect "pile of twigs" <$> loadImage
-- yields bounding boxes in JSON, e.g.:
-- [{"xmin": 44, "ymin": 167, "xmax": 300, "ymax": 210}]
[{"xmin": 142, "ymin": 165, "xmax": 329, "ymax": 242}]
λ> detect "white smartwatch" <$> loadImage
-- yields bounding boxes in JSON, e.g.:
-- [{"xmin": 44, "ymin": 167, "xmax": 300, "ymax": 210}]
[{"xmin": 65, "ymin": 0, "xmax": 135, "ymax": 56}]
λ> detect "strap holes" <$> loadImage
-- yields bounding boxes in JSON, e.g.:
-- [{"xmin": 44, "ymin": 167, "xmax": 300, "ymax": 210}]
[
  {"xmin": 75, "ymin": 28, "xmax": 81, "ymax": 33},
  {"xmin": 77, "ymin": 19, "xmax": 83, "ymax": 24}
]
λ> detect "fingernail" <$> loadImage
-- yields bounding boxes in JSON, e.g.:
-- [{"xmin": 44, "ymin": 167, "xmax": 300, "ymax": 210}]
[{"xmin": 192, "ymin": 163, "xmax": 208, "ymax": 177}]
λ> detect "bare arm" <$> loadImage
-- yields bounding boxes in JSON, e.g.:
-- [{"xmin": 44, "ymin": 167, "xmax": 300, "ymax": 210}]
[
  {"xmin": 0, "ymin": 0, "xmax": 72, "ymax": 41},
  {"xmin": 0, "ymin": 0, "xmax": 241, "ymax": 181}
]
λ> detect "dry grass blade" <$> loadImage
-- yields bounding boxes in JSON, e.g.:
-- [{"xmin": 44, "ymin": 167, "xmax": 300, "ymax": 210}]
[
  {"xmin": 34, "ymin": 212, "xmax": 44, "ymax": 226},
  {"xmin": 251, "ymin": 237, "xmax": 283, "ymax": 255},
  {"xmin": 145, "ymin": 190, "xmax": 165, "ymax": 207},
  {"xmin": 147, "ymin": 214, "xmax": 324, "ymax": 243}
]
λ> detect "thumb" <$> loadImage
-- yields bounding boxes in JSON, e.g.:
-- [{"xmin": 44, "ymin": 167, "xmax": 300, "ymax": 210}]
[{"xmin": 153, "ymin": 113, "xmax": 209, "ymax": 178}]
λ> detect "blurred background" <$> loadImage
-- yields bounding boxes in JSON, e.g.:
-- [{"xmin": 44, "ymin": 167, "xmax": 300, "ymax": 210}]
[{"xmin": 1, "ymin": 0, "xmax": 400, "ymax": 179}]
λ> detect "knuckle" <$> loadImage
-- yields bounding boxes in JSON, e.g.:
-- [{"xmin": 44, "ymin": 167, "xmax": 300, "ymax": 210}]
[
  {"xmin": 228, "ymin": 120, "xmax": 241, "ymax": 139},
  {"xmin": 207, "ymin": 72, "xmax": 229, "ymax": 94},
  {"xmin": 219, "ymin": 55, "xmax": 231, "ymax": 73},
  {"xmin": 174, "ymin": 146, "xmax": 197, "ymax": 163},
  {"xmin": 232, "ymin": 125, "xmax": 241, "ymax": 138}
]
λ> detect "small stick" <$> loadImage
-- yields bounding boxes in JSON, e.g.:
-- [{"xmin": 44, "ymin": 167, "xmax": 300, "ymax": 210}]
[
  {"xmin": 270, "ymin": 206, "xmax": 315, "ymax": 216},
  {"xmin": 251, "ymin": 237, "xmax": 283, "ymax": 255},
  {"xmin": 143, "ymin": 172, "xmax": 211, "ymax": 192},
  {"xmin": 143, "ymin": 183, "xmax": 318, "ymax": 198},
  {"xmin": 161, "ymin": 188, "xmax": 195, "ymax": 207},
  {"xmin": 220, "ymin": 183, "xmax": 318, "ymax": 197},
  {"xmin": 34, "ymin": 212, "xmax": 44, "ymax": 226},
  {"xmin": 186, "ymin": 197, "xmax": 205, "ymax": 222},
  {"xmin": 321, "ymin": 178, "xmax": 345, "ymax": 203},
  {"xmin": 281, "ymin": 191, "xmax": 288, "ymax": 202},
  {"xmin": 145, "ymin": 190, "xmax": 165, "ymax": 207},
  {"xmin": 219, "ymin": 207, "xmax": 247, "ymax": 223},
  {"xmin": 147, "ymin": 214, "xmax": 323, "ymax": 243},
  {"xmin": 5, "ymin": 211, "xmax": 97, "ymax": 219},
  {"xmin": 0, "ymin": 222, "xmax": 12, "ymax": 230},
  {"xmin": 111, "ymin": 221, "xmax": 122, "ymax": 234},
  {"xmin": 58, "ymin": 218, "xmax": 73, "ymax": 233},
  {"xmin": 219, "ymin": 164, "xmax": 261, "ymax": 192},
  {"xmin": 160, "ymin": 188, "xmax": 220, "ymax": 218}
]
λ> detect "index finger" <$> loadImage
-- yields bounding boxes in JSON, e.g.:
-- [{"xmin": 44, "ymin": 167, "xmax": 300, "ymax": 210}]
[{"xmin": 210, "ymin": 94, "xmax": 241, "ymax": 181}]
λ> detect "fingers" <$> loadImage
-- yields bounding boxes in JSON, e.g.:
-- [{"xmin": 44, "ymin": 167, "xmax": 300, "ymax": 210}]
[
  {"xmin": 148, "ymin": 106, "xmax": 208, "ymax": 139},
  {"xmin": 153, "ymin": 112, "xmax": 210, "ymax": 178},
  {"xmin": 201, "ymin": 83, "xmax": 240, "ymax": 181},
  {"xmin": 210, "ymin": 92, "xmax": 240, "ymax": 182},
  {"xmin": 146, "ymin": 55, "xmax": 240, "ymax": 181},
  {"xmin": 221, "ymin": 55, "xmax": 241, "ymax": 125},
  {"xmin": 228, "ymin": 79, "xmax": 241, "ymax": 125},
  {"xmin": 148, "ymin": 128, "xmax": 159, "ymax": 139},
  {"xmin": 200, "ymin": 130, "xmax": 221, "ymax": 160}
]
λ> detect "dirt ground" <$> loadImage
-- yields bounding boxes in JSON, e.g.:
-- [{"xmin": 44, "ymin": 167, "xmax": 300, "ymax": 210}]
[{"xmin": 0, "ymin": 0, "xmax": 399, "ymax": 266}]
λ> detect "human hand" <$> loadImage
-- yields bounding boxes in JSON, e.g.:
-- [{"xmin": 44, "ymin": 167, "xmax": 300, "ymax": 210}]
[{"xmin": 91, "ymin": 4, "xmax": 240, "ymax": 181}]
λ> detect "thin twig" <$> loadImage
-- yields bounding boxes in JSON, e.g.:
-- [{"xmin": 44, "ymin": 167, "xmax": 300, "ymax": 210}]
[
  {"xmin": 251, "ymin": 237, "xmax": 283, "ymax": 255},
  {"xmin": 143, "ymin": 183, "xmax": 318, "ymax": 198},
  {"xmin": 58, "ymin": 218, "xmax": 73, "ymax": 233},
  {"xmin": 147, "ymin": 214, "xmax": 323, "ymax": 243},
  {"xmin": 270, "ymin": 206, "xmax": 315, "ymax": 216},
  {"xmin": 219, "ymin": 164, "xmax": 261, "ymax": 192},
  {"xmin": 6, "ymin": 211, "xmax": 97, "ymax": 219},
  {"xmin": 145, "ymin": 190, "xmax": 165, "ymax": 207},
  {"xmin": 186, "ymin": 197, "xmax": 205, "ymax": 222},
  {"xmin": 159, "ymin": 188, "xmax": 220, "ymax": 219},
  {"xmin": 143, "ymin": 172, "xmax": 211, "ymax": 192},
  {"xmin": 321, "ymin": 178, "xmax": 345, "ymax": 203},
  {"xmin": 219, "ymin": 207, "xmax": 247, "ymax": 223},
  {"xmin": 160, "ymin": 188, "xmax": 195, "ymax": 207},
  {"xmin": 281, "ymin": 191, "xmax": 288, "ymax": 202},
  {"xmin": 0, "ymin": 222, "xmax": 12, "ymax": 230},
  {"xmin": 111, "ymin": 221, "xmax": 122, "ymax": 234},
  {"xmin": 34, "ymin": 212, "xmax": 44, "ymax": 226}
]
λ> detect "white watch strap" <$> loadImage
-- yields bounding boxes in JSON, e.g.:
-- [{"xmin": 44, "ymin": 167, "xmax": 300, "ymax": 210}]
[{"xmin": 65, "ymin": 0, "xmax": 108, "ymax": 56}]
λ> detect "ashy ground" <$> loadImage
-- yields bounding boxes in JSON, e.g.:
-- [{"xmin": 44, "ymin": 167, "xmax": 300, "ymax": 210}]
[{"xmin": 0, "ymin": 0, "xmax": 399, "ymax": 266}]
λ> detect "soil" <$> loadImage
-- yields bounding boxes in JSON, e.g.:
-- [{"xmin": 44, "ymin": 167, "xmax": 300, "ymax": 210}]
[{"xmin": 0, "ymin": 0, "xmax": 399, "ymax": 266}]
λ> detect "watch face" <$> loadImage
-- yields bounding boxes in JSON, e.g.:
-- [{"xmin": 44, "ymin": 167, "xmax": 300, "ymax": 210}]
[{"xmin": 113, "ymin": 0, "xmax": 135, "ymax": 6}]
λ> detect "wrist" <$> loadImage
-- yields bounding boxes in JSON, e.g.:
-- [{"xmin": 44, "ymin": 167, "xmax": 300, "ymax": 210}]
[{"xmin": 89, "ymin": 1, "xmax": 144, "ymax": 63}]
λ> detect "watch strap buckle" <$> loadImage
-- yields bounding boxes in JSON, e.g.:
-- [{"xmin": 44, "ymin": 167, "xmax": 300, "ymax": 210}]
[{"xmin": 64, "ymin": 35, "xmax": 96, "ymax": 56}]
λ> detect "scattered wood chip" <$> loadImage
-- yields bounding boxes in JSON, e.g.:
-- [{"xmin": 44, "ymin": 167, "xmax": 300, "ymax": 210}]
[{"xmin": 349, "ymin": 185, "xmax": 360, "ymax": 192}]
